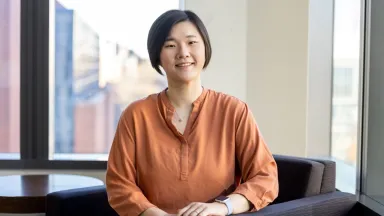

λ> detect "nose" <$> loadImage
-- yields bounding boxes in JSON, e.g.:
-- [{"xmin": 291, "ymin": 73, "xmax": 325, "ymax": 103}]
[{"xmin": 177, "ymin": 44, "xmax": 190, "ymax": 59}]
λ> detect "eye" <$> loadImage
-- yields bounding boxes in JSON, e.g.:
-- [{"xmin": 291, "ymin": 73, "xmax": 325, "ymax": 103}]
[
  {"xmin": 164, "ymin": 44, "xmax": 176, "ymax": 48},
  {"xmin": 189, "ymin": 41, "xmax": 198, "ymax": 45}
]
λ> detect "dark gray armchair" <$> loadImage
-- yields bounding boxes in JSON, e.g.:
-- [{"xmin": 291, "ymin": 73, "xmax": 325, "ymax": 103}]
[{"xmin": 45, "ymin": 155, "xmax": 357, "ymax": 216}]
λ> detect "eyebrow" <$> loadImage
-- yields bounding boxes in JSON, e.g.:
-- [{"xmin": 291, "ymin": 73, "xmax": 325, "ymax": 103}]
[{"xmin": 165, "ymin": 35, "xmax": 197, "ymax": 42}]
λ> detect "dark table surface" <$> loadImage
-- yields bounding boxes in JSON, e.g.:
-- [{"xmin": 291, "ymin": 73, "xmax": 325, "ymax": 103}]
[{"xmin": 0, "ymin": 174, "xmax": 104, "ymax": 213}]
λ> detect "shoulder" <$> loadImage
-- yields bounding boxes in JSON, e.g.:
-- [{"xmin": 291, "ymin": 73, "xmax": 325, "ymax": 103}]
[
  {"xmin": 206, "ymin": 89, "xmax": 255, "ymax": 126},
  {"xmin": 206, "ymin": 89, "xmax": 247, "ymax": 112},
  {"xmin": 120, "ymin": 92, "xmax": 159, "ymax": 122}
]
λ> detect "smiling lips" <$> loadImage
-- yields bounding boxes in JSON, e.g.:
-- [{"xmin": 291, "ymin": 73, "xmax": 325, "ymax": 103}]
[{"xmin": 176, "ymin": 62, "xmax": 194, "ymax": 67}]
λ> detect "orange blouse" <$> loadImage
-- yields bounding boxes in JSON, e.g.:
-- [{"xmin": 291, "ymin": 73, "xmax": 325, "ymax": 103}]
[{"xmin": 106, "ymin": 88, "xmax": 279, "ymax": 216}]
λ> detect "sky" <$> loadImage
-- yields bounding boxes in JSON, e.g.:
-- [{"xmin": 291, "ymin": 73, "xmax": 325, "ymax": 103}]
[
  {"xmin": 58, "ymin": 0, "xmax": 180, "ymax": 58},
  {"xmin": 333, "ymin": 0, "xmax": 362, "ymax": 59}
]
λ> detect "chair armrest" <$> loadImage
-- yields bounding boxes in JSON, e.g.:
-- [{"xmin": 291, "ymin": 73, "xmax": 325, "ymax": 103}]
[
  {"xmin": 46, "ymin": 185, "xmax": 118, "ymax": 216},
  {"xmin": 236, "ymin": 191, "xmax": 356, "ymax": 216},
  {"xmin": 45, "ymin": 186, "xmax": 356, "ymax": 216}
]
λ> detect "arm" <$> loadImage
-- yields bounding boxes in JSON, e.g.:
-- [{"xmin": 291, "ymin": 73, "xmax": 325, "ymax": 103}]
[
  {"xmin": 106, "ymin": 110, "xmax": 164, "ymax": 216},
  {"xmin": 227, "ymin": 193, "xmax": 252, "ymax": 214},
  {"xmin": 140, "ymin": 207, "xmax": 169, "ymax": 216},
  {"xmin": 231, "ymin": 104, "xmax": 279, "ymax": 213}
]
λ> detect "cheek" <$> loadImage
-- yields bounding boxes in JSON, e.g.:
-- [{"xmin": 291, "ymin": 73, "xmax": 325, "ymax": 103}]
[
  {"xmin": 197, "ymin": 49, "xmax": 206, "ymax": 66},
  {"xmin": 160, "ymin": 52, "xmax": 174, "ymax": 67}
]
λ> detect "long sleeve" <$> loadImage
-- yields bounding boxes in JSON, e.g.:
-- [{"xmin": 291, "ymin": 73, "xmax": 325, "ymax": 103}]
[
  {"xmin": 233, "ymin": 104, "xmax": 279, "ymax": 211},
  {"xmin": 106, "ymin": 109, "xmax": 156, "ymax": 216}
]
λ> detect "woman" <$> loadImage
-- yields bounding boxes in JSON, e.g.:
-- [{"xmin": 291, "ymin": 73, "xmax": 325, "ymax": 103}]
[{"xmin": 106, "ymin": 9, "xmax": 279, "ymax": 216}]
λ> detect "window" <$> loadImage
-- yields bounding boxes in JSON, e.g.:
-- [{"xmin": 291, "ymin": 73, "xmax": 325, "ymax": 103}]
[
  {"xmin": 0, "ymin": 0, "xmax": 20, "ymax": 160},
  {"xmin": 0, "ymin": 0, "xmax": 181, "ymax": 169},
  {"xmin": 51, "ymin": 0, "xmax": 177, "ymax": 160},
  {"xmin": 333, "ymin": 67, "xmax": 354, "ymax": 97},
  {"xmin": 331, "ymin": 0, "xmax": 362, "ymax": 193}
]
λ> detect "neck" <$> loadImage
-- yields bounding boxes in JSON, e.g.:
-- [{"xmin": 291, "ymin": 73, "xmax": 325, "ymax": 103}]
[{"xmin": 166, "ymin": 79, "xmax": 203, "ymax": 108}]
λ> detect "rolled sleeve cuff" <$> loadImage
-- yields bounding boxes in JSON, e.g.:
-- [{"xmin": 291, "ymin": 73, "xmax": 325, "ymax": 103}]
[
  {"xmin": 132, "ymin": 202, "xmax": 157, "ymax": 216},
  {"xmin": 233, "ymin": 188, "xmax": 268, "ymax": 211},
  {"xmin": 109, "ymin": 199, "xmax": 156, "ymax": 216}
]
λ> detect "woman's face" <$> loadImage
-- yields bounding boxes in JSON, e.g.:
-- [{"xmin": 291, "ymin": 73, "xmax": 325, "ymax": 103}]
[{"xmin": 159, "ymin": 21, "xmax": 206, "ymax": 85}]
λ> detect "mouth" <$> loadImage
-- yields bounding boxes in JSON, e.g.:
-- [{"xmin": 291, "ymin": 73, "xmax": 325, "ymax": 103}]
[{"xmin": 175, "ymin": 62, "xmax": 195, "ymax": 68}]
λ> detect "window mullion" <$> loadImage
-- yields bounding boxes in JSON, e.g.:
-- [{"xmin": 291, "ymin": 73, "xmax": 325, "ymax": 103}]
[{"xmin": 20, "ymin": 0, "xmax": 50, "ymax": 160}]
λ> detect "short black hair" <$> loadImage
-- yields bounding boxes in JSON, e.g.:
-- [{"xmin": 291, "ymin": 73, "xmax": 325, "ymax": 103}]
[{"xmin": 147, "ymin": 10, "xmax": 212, "ymax": 75}]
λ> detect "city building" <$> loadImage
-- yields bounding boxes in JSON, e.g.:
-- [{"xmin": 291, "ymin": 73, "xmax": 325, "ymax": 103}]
[
  {"xmin": 0, "ymin": 0, "xmax": 20, "ymax": 154},
  {"xmin": 55, "ymin": 1, "xmax": 115, "ymax": 154}
]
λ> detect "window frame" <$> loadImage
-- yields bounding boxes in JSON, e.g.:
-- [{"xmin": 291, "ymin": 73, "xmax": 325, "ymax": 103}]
[{"xmin": 0, "ymin": 0, "xmax": 106, "ymax": 170}]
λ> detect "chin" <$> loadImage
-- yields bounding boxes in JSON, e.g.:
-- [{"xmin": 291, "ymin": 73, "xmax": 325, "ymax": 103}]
[
  {"xmin": 173, "ymin": 72, "xmax": 200, "ymax": 84},
  {"xmin": 165, "ymin": 66, "xmax": 202, "ymax": 84}
]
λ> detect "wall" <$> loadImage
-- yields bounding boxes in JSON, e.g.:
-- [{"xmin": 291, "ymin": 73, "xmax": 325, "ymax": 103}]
[
  {"xmin": 186, "ymin": 0, "xmax": 314, "ymax": 157},
  {"xmin": 190, "ymin": 0, "xmax": 332, "ymax": 158},
  {"xmin": 246, "ymin": 0, "xmax": 310, "ymax": 156},
  {"xmin": 306, "ymin": 0, "xmax": 333, "ymax": 158},
  {"xmin": 185, "ymin": 0, "xmax": 247, "ymax": 102}
]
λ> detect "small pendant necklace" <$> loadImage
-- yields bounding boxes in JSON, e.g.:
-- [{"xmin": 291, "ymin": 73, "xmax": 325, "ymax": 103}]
[{"xmin": 175, "ymin": 110, "xmax": 187, "ymax": 122}]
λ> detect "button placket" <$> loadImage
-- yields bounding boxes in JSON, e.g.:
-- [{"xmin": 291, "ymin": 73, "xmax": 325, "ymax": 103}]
[
  {"xmin": 166, "ymin": 109, "xmax": 189, "ymax": 181},
  {"xmin": 180, "ymin": 137, "xmax": 189, "ymax": 181}
]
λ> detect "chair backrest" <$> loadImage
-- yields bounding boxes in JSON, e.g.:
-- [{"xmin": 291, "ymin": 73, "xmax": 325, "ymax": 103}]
[
  {"xmin": 309, "ymin": 158, "xmax": 336, "ymax": 194},
  {"xmin": 271, "ymin": 154, "xmax": 336, "ymax": 204}
]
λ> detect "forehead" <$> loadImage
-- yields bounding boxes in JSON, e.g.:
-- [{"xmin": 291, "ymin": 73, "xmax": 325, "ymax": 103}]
[{"xmin": 167, "ymin": 21, "xmax": 202, "ymax": 39}]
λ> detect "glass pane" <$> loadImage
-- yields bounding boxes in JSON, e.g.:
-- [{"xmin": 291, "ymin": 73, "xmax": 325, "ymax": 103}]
[
  {"xmin": 51, "ymin": 0, "xmax": 178, "ymax": 160},
  {"xmin": 331, "ymin": 0, "xmax": 362, "ymax": 193},
  {"xmin": 0, "ymin": 0, "xmax": 20, "ymax": 160}
]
